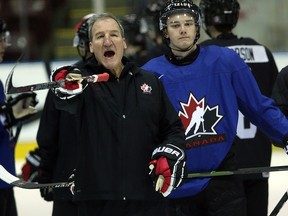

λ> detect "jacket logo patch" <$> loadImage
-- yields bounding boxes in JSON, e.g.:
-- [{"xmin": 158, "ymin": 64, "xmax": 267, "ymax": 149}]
[
  {"xmin": 140, "ymin": 83, "xmax": 152, "ymax": 94},
  {"xmin": 178, "ymin": 93, "xmax": 226, "ymax": 149}
]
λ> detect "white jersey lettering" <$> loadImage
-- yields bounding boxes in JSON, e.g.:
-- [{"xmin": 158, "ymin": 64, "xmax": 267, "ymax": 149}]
[{"xmin": 228, "ymin": 45, "xmax": 268, "ymax": 63}]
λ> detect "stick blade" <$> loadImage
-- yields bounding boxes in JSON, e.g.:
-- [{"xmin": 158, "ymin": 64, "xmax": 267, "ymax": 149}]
[
  {"xmin": 4, "ymin": 65, "xmax": 16, "ymax": 94},
  {"xmin": 0, "ymin": 164, "xmax": 20, "ymax": 184},
  {"xmin": 0, "ymin": 164, "xmax": 68, "ymax": 190}
]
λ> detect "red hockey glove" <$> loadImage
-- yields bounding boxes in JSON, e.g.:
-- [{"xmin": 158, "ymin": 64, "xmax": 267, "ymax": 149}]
[
  {"xmin": 21, "ymin": 148, "xmax": 41, "ymax": 182},
  {"xmin": 50, "ymin": 65, "xmax": 85, "ymax": 99},
  {"xmin": 149, "ymin": 144, "xmax": 186, "ymax": 197}
]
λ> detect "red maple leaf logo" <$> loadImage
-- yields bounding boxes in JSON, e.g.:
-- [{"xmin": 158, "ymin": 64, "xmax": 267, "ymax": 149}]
[{"xmin": 178, "ymin": 93, "xmax": 223, "ymax": 139}]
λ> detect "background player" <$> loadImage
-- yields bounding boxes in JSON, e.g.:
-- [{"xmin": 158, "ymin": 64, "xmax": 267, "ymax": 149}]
[
  {"xmin": 199, "ymin": 1, "xmax": 279, "ymax": 215},
  {"xmin": 0, "ymin": 19, "xmax": 38, "ymax": 216}
]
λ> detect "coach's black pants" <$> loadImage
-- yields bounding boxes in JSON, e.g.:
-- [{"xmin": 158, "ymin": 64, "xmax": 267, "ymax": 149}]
[
  {"xmin": 77, "ymin": 200, "xmax": 167, "ymax": 216},
  {"xmin": 0, "ymin": 188, "xmax": 17, "ymax": 216}
]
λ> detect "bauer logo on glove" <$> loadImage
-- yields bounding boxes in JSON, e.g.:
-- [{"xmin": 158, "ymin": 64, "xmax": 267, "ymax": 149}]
[
  {"xmin": 149, "ymin": 143, "xmax": 186, "ymax": 197},
  {"xmin": 50, "ymin": 65, "xmax": 86, "ymax": 99}
]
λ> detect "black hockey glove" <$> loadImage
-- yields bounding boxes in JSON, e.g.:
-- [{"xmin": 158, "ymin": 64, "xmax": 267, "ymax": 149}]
[
  {"xmin": 67, "ymin": 169, "xmax": 76, "ymax": 195},
  {"xmin": 149, "ymin": 144, "xmax": 186, "ymax": 197},
  {"xmin": 1, "ymin": 92, "xmax": 38, "ymax": 128},
  {"xmin": 38, "ymin": 169, "xmax": 53, "ymax": 202},
  {"xmin": 50, "ymin": 65, "xmax": 85, "ymax": 99},
  {"xmin": 281, "ymin": 135, "xmax": 288, "ymax": 155},
  {"xmin": 21, "ymin": 148, "xmax": 41, "ymax": 182}
]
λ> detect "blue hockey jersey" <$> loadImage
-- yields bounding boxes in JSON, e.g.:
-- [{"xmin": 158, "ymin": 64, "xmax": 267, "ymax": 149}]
[
  {"xmin": 0, "ymin": 81, "xmax": 16, "ymax": 189},
  {"xmin": 142, "ymin": 45, "xmax": 288, "ymax": 198}
]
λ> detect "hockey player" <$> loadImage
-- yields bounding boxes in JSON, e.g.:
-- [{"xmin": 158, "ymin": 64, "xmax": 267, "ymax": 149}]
[
  {"xmin": 34, "ymin": 14, "xmax": 96, "ymax": 216},
  {"xmin": 199, "ymin": 0, "xmax": 279, "ymax": 215},
  {"xmin": 0, "ymin": 19, "xmax": 38, "ymax": 216},
  {"xmin": 0, "ymin": 20, "xmax": 10, "ymax": 63},
  {"xmin": 49, "ymin": 13, "xmax": 186, "ymax": 216},
  {"xmin": 272, "ymin": 65, "xmax": 288, "ymax": 117},
  {"xmin": 72, "ymin": 13, "xmax": 95, "ymax": 66},
  {"xmin": 120, "ymin": 14, "xmax": 147, "ymax": 66},
  {"xmin": 141, "ymin": 0, "xmax": 288, "ymax": 215}
]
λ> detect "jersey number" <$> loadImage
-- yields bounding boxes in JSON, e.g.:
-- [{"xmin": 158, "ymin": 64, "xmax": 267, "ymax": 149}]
[{"xmin": 236, "ymin": 111, "xmax": 257, "ymax": 139}]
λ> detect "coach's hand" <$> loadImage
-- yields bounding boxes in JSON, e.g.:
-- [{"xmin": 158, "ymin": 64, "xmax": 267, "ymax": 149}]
[{"xmin": 50, "ymin": 65, "xmax": 84, "ymax": 99}]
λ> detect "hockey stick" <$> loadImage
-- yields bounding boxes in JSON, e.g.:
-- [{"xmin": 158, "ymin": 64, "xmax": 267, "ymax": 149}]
[
  {"xmin": 4, "ymin": 53, "xmax": 24, "ymax": 94},
  {"xmin": 187, "ymin": 165, "xmax": 288, "ymax": 178},
  {"xmin": 1, "ymin": 163, "xmax": 288, "ymax": 190},
  {"xmin": 0, "ymin": 164, "xmax": 68, "ymax": 189},
  {"xmin": 269, "ymin": 190, "xmax": 288, "ymax": 216},
  {"xmin": 5, "ymin": 67, "xmax": 110, "ymax": 94}
]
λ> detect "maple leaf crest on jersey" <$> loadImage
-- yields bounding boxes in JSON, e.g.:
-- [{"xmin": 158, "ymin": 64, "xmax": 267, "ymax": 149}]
[
  {"xmin": 178, "ymin": 92, "xmax": 226, "ymax": 149},
  {"xmin": 140, "ymin": 83, "xmax": 152, "ymax": 94}
]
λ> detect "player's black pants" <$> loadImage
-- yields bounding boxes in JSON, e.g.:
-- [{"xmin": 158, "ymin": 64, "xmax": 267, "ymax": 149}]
[
  {"xmin": 77, "ymin": 200, "xmax": 167, "ymax": 216},
  {"xmin": 167, "ymin": 175, "xmax": 247, "ymax": 216},
  {"xmin": 242, "ymin": 178, "xmax": 268, "ymax": 216},
  {"xmin": 0, "ymin": 188, "xmax": 17, "ymax": 216}
]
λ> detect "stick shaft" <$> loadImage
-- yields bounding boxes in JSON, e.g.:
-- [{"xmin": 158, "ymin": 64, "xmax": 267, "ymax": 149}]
[
  {"xmin": 11, "ymin": 179, "xmax": 69, "ymax": 189},
  {"xmin": 6, "ymin": 73, "xmax": 109, "ymax": 94},
  {"xmin": 269, "ymin": 191, "xmax": 288, "ymax": 216},
  {"xmin": 187, "ymin": 165, "xmax": 288, "ymax": 178},
  {"xmin": 7, "ymin": 80, "xmax": 63, "ymax": 94}
]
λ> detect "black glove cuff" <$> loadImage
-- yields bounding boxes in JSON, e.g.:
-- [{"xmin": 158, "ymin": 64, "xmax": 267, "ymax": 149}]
[
  {"xmin": 0, "ymin": 103, "xmax": 16, "ymax": 128},
  {"xmin": 152, "ymin": 143, "xmax": 185, "ymax": 161},
  {"xmin": 282, "ymin": 135, "xmax": 288, "ymax": 154}
]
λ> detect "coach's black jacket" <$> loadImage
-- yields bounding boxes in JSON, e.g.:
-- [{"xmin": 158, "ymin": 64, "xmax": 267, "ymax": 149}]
[
  {"xmin": 65, "ymin": 57, "xmax": 185, "ymax": 201},
  {"xmin": 37, "ymin": 58, "xmax": 90, "ymax": 202}
]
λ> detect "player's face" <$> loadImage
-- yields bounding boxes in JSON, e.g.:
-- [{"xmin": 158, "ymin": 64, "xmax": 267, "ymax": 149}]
[
  {"xmin": 165, "ymin": 13, "xmax": 197, "ymax": 52},
  {"xmin": 89, "ymin": 18, "xmax": 127, "ymax": 76}
]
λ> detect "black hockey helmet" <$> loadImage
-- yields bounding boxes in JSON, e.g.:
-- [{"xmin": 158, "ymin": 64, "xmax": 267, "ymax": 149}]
[
  {"xmin": 159, "ymin": 0, "xmax": 201, "ymax": 44},
  {"xmin": 0, "ymin": 19, "xmax": 11, "ymax": 47},
  {"xmin": 145, "ymin": 0, "xmax": 166, "ymax": 36},
  {"xmin": 121, "ymin": 14, "xmax": 146, "ymax": 47},
  {"xmin": 199, "ymin": 0, "xmax": 240, "ymax": 29},
  {"xmin": 73, "ymin": 13, "xmax": 96, "ymax": 59}
]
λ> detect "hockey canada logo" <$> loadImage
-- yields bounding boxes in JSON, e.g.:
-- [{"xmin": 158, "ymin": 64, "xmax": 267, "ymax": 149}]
[
  {"xmin": 140, "ymin": 83, "xmax": 152, "ymax": 94},
  {"xmin": 178, "ymin": 93, "xmax": 226, "ymax": 149}
]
